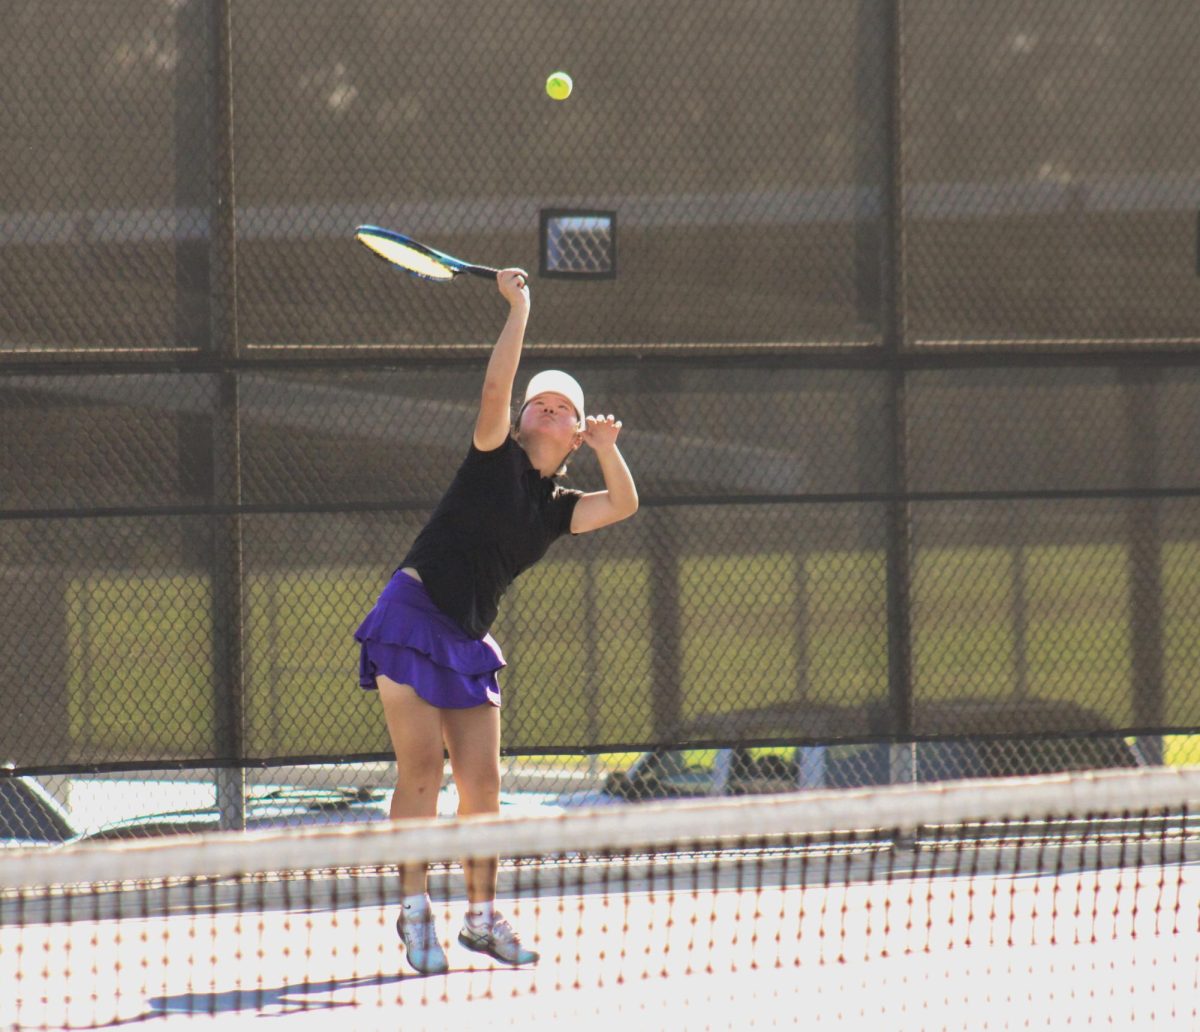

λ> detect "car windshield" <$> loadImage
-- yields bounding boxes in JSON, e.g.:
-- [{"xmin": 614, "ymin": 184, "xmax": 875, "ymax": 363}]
[{"xmin": 630, "ymin": 748, "xmax": 801, "ymax": 798}]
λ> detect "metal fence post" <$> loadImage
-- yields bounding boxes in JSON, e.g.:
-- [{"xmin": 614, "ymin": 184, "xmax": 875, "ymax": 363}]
[
  {"xmin": 204, "ymin": 0, "xmax": 245, "ymax": 829},
  {"xmin": 1123, "ymin": 366, "xmax": 1165, "ymax": 766},
  {"xmin": 878, "ymin": 0, "xmax": 915, "ymax": 782}
]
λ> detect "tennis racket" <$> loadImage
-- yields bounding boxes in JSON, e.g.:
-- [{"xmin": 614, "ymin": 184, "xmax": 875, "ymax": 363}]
[{"xmin": 354, "ymin": 225, "xmax": 499, "ymax": 282}]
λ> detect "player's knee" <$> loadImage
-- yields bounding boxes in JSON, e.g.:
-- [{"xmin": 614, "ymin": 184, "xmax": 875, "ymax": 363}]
[
  {"xmin": 398, "ymin": 774, "xmax": 443, "ymax": 800},
  {"xmin": 456, "ymin": 768, "xmax": 501, "ymax": 813},
  {"xmin": 394, "ymin": 752, "xmax": 445, "ymax": 796}
]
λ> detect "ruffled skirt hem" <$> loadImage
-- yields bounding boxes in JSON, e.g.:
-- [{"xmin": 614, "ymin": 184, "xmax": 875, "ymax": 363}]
[{"xmin": 354, "ymin": 572, "xmax": 504, "ymax": 709}]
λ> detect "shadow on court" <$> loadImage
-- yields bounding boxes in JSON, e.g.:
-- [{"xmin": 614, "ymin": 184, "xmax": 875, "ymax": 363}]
[
  {"xmin": 140, "ymin": 962, "xmax": 534, "ymax": 1021},
  {"xmin": 145, "ymin": 974, "xmax": 408, "ymax": 1017}
]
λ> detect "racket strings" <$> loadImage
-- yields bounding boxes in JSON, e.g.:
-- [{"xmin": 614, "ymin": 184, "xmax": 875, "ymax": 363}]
[{"xmin": 357, "ymin": 234, "xmax": 457, "ymax": 281}]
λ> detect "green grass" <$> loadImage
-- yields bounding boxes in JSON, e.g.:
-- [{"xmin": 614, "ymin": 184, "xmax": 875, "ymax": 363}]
[
  {"xmin": 804, "ymin": 550, "xmax": 889, "ymax": 706},
  {"xmin": 1164, "ymin": 541, "xmax": 1200, "ymax": 732},
  {"xmin": 243, "ymin": 568, "xmax": 388, "ymax": 757},
  {"xmin": 912, "ymin": 544, "xmax": 1136, "ymax": 725},
  {"xmin": 495, "ymin": 557, "xmax": 656, "ymax": 748},
  {"xmin": 679, "ymin": 553, "xmax": 803, "ymax": 719},
  {"xmin": 64, "ymin": 540, "xmax": 1200, "ymax": 765},
  {"xmin": 67, "ymin": 575, "xmax": 214, "ymax": 756}
]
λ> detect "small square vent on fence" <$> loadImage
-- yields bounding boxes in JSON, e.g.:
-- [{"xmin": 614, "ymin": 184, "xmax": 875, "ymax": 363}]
[{"xmin": 539, "ymin": 209, "xmax": 616, "ymax": 279}]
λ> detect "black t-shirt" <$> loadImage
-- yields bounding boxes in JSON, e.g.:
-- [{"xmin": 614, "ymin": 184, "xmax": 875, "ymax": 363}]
[{"xmin": 400, "ymin": 436, "xmax": 583, "ymax": 638}]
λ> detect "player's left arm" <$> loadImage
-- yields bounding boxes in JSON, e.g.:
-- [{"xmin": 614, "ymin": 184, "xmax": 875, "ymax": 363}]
[{"xmin": 570, "ymin": 415, "xmax": 638, "ymax": 534}]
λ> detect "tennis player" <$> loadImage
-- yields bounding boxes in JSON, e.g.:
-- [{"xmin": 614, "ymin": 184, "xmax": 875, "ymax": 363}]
[{"xmin": 355, "ymin": 268, "xmax": 638, "ymax": 974}]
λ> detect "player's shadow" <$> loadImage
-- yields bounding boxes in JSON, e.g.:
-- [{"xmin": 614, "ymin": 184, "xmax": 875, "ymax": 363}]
[{"xmin": 144, "ymin": 973, "xmax": 410, "ymax": 1017}]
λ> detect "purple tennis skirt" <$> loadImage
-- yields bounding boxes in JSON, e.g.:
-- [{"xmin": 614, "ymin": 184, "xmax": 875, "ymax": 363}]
[{"xmin": 354, "ymin": 571, "xmax": 505, "ymax": 709}]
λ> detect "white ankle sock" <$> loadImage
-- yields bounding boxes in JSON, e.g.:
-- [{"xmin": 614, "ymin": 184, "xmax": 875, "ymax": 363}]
[
  {"xmin": 464, "ymin": 901, "xmax": 494, "ymax": 931},
  {"xmin": 402, "ymin": 893, "xmax": 431, "ymax": 916}
]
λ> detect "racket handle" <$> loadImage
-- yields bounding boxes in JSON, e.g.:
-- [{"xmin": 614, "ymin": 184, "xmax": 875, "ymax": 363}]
[{"xmin": 464, "ymin": 264, "xmax": 500, "ymax": 280}]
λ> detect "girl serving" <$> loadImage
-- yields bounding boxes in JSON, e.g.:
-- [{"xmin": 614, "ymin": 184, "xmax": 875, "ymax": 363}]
[{"xmin": 354, "ymin": 267, "xmax": 638, "ymax": 973}]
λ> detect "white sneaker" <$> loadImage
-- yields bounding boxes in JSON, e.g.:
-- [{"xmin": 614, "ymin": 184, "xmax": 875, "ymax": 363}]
[
  {"xmin": 396, "ymin": 909, "xmax": 449, "ymax": 975},
  {"xmin": 457, "ymin": 912, "xmax": 539, "ymax": 965}
]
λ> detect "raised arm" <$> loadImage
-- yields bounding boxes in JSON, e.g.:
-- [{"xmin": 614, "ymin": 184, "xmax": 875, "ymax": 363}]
[
  {"xmin": 570, "ymin": 415, "xmax": 639, "ymax": 534},
  {"xmin": 473, "ymin": 269, "xmax": 530, "ymax": 451}
]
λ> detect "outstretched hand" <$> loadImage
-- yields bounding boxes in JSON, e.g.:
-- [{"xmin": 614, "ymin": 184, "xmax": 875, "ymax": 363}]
[{"xmin": 581, "ymin": 414, "xmax": 623, "ymax": 451}]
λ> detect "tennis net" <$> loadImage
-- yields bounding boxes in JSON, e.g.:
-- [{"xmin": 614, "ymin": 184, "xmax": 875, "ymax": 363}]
[{"xmin": 3, "ymin": 767, "xmax": 1198, "ymax": 1030}]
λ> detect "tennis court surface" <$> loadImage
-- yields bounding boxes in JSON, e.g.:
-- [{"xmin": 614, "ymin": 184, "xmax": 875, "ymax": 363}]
[{"xmin": 4, "ymin": 768, "xmax": 1198, "ymax": 1030}]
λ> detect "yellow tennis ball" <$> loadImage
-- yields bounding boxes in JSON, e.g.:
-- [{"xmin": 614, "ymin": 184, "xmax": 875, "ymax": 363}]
[{"xmin": 546, "ymin": 71, "xmax": 573, "ymax": 101}]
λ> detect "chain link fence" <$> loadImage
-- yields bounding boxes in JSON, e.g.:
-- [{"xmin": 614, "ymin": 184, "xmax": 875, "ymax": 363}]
[{"xmin": 2, "ymin": 1, "xmax": 1199, "ymax": 840}]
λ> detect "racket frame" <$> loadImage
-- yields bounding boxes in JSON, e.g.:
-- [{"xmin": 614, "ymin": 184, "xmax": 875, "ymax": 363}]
[{"xmin": 355, "ymin": 224, "xmax": 499, "ymax": 281}]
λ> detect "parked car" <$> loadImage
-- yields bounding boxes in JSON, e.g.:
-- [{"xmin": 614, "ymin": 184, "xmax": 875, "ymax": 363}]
[
  {"xmin": 554, "ymin": 733, "xmax": 1144, "ymax": 808},
  {"xmin": 78, "ymin": 783, "xmax": 565, "ymax": 839},
  {"xmin": 80, "ymin": 786, "xmax": 393, "ymax": 840},
  {"xmin": 2, "ymin": 776, "xmax": 563, "ymax": 847},
  {"xmin": 0, "ymin": 775, "xmax": 79, "ymax": 849}
]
